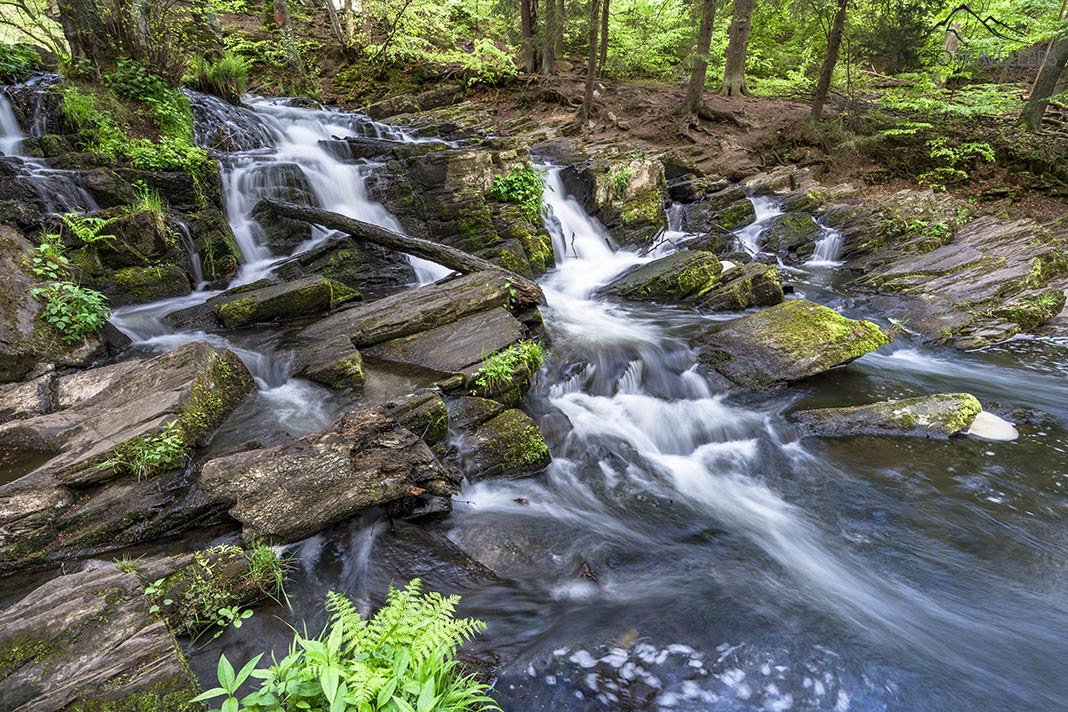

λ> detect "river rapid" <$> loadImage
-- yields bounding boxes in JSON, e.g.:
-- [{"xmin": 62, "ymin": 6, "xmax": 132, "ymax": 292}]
[{"xmin": 4, "ymin": 92, "xmax": 1068, "ymax": 712}]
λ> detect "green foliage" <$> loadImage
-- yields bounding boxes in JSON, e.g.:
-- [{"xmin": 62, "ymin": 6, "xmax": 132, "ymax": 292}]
[
  {"xmin": 28, "ymin": 229, "xmax": 110, "ymax": 343},
  {"xmin": 31, "ymin": 281, "xmax": 110, "ymax": 343},
  {"xmin": 918, "ymin": 137, "xmax": 995, "ymax": 190},
  {"xmin": 59, "ymin": 213, "xmax": 115, "ymax": 246},
  {"xmin": 611, "ymin": 167, "xmax": 634, "ymax": 198},
  {"xmin": 186, "ymin": 52, "xmax": 249, "ymax": 103},
  {"xmin": 475, "ymin": 340, "xmax": 544, "ymax": 390},
  {"xmin": 145, "ymin": 544, "xmax": 288, "ymax": 640},
  {"xmin": 192, "ymin": 579, "xmax": 497, "ymax": 712},
  {"xmin": 131, "ymin": 180, "xmax": 168, "ymax": 215},
  {"xmin": 100, "ymin": 420, "xmax": 188, "ymax": 479},
  {"xmin": 0, "ymin": 42, "xmax": 40, "ymax": 82},
  {"xmin": 489, "ymin": 163, "xmax": 543, "ymax": 224}
]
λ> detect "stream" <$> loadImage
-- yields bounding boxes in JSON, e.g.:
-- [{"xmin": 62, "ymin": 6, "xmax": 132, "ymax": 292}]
[{"xmin": 4, "ymin": 92, "xmax": 1068, "ymax": 712}]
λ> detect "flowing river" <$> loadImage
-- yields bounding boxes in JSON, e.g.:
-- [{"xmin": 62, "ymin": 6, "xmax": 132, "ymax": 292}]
[{"xmin": 3, "ymin": 92, "xmax": 1068, "ymax": 712}]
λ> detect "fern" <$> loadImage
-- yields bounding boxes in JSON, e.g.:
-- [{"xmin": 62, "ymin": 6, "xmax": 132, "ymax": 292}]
[{"xmin": 193, "ymin": 579, "xmax": 498, "ymax": 712}]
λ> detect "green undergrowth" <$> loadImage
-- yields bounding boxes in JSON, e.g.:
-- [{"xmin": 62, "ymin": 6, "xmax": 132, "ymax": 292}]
[
  {"xmin": 475, "ymin": 340, "xmax": 544, "ymax": 390},
  {"xmin": 489, "ymin": 163, "xmax": 544, "ymax": 225},
  {"xmin": 28, "ymin": 220, "xmax": 112, "ymax": 344},
  {"xmin": 193, "ymin": 579, "xmax": 497, "ymax": 711}
]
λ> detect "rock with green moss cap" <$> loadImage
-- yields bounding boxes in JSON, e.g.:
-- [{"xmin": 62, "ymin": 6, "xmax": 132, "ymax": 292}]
[
  {"xmin": 214, "ymin": 276, "xmax": 361, "ymax": 328},
  {"xmin": 789, "ymin": 393, "xmax": 983, "ymax": 438},
  {"xmin": 695, "ymin": 262, "xmax": 784, "ymax": 311},
  {"xmin": 0, "ymin": 564, "xmax": 198, "ymax": 710},
  {"xmin": 573, "ymin": 156, "xmax": 668, "ymax": 246},
  {"xmin": 109, "ymin": 264, "xmax": 190, "ymax": 306},
  {"xmin": 601, "ymin": 250, "xmax": 723, "ymax": 302},
  {"xmin": 199, "ymin": 406, "xmax": 459, "ymax": 542},
  {"xmin": 693, "ymin": 299, "xmax": 891, "ymax": 389},
  {"xmin": 676, "ymin": 186, "xmax": 756, "ymax": 233},
  {"xmin": 760, "ymin": 211, "xmax": 820, "ymax": 263},
  {"xmin": 0, "ymin": 341, "xmax": 255, "ymax": 486},
  {"xmin": 457, "ymin": 408, "xmax": 551, "ymax": 481}
]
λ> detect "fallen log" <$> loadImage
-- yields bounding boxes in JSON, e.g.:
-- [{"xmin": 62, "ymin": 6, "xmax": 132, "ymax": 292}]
[{"xmin": 261, "ymin": 200, "xmax": 545, "ymax": 305}]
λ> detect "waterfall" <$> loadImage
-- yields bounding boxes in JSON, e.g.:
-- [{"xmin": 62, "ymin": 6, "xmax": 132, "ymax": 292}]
[
  {"xmin": 808, "ymin": 225, "xmax": 844, "ymax": 266},
  {"xmin": 0, "ymin": 94, "xmax": 24, "ymax": 156},
  {"xmin": 734, "ymin": 195, "xmax": 783, "ymax": 254}
]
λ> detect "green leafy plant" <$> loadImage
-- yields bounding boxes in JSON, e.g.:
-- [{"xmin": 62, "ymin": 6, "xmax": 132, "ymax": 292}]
[
  {"xmin": 192, "ymin": 579, "xmax": 498, "ymax": 712},
  {"xmin": 59, "ymin": 213, "xmax": 116, "ymax": 246},
  {"xmin": 186, "ymin": 52, "xmax": 249, "ymax": 103},
  {"xmin": 489, "ymin": 163, "xmax": 544, "ymax": 224},
  {"xmin": 611, "ymin": 166, "xmax": 634, "ymax": 198},
  {"xmin": 29, "ymin": 232, "xmax": 70, "ymax": 281},
  {"xmin": 474, "ymin": 340, "xmax": 544, "ymax": 390},
  {"xmin": 99, "ymin": 420, "xmax": 188, "ymax": 479},
  {"xmin": 0, "ymin": 42, "xmax": 41, "ymax": 82},
  {"xmin": 918, "ymin": 138, "xmax": 996, "ymax": 191},
  {"xmin": 31, "ymin": 281, "xmax": 110, "ymax": 343}
]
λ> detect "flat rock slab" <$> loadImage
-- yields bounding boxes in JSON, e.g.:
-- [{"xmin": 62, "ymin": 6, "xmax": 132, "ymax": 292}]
[
  {"xmin": 199, "ymin": 407, "xmax": 458, "ymax": 542},
  {"xmin": 693, "ymin": 299, "xmax": 891, "ymax": 389},
  {"xmin": 0, "ymin": 342, "xmax": 255, "ymax": 486},
  {"xmin": 0, "ymin": 563, "xmax": 198, "ymax": 712},
  {"xmin": 364, "ymin": 307, "xmax": 523, "ymax": 376},
  {"xmin": 789, "ymin": 393, "xmax": 983, "ymax": 438},
  {"xmin": 293, "ymin": 271, "xmax": 524, "ymax": 387}
]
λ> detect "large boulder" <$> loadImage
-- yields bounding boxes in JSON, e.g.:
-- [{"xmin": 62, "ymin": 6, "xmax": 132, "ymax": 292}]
[
  {"xmin": 0, "ymin": 563, "xmax": 199, "ymax": 712},
  {"xmin": 674, "ymin": 186, "xmax": 756, "ymax": 233},
  {"xmin": 789, "ymin": 393, "xmax": 984, "ymax": 438},
  {"xmin": 199, "ymin": 406, "xmax": 458, "ymax": 542},
  {"xmin": 601, "ymin": 250, "xmax": 723, "ymax": 302},
  {"xmin": 273, "ymin": 235, "xmax": 416, "ymax": 298},
  {"xmin": 692, "ymin": 299, "xmax": 891, "ymax": 389},
  {"xmin": 760, "ymin": 211, "xmax": 820, "ymax": 263},
  {"xmin": 0, "ymin": 341, "xmax": 255, "ymax": 486},
  {"xmin": 245, "ymin": 163, "xmax": 320, "ymax": 254},
  {"xmin": 561, "ymin": 155, "xmax": 668, "ymax": 245},
  {"xmin": 857, "ymin": 215, "xmax": 1068, "ymax": 347},
  {"xmin": 694, "ymin": 262, "xmax": 784, "ymax": 311},
  {"xmin": 453, "ymin": 407, "xmax": 551, "ymax": 482}
]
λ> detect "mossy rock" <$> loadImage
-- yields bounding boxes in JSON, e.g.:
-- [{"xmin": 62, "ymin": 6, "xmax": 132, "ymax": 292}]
[
  {"xmin": 386, "ymin": 389, "xmax": 448, "ymax": 446},
  {"xmin": 761, "ymin": 211, "xmax": 820, "ymax": 259},
  {"xmin": 110, "ymin": 264, "xmax": 191, "ymax": 306},
  {"xmin": 693, "ymin": 299, "xmax": 891, "ymax": 389},
  {"xmin": 602, "ymin": 250, "xmax": 723, "ymax": 302},
  {"xmin": 459, "ymin": 408, "xmax": 551, "ymax": 482},
  {"xmin": 988, "ymin": 288, "xmax": 1066, "ymax": 331},
  {"xmin": 696, "ymin": 262, "xmax": 784, "ymax": 311},
  {"xmin": 214, "ymin": 276, "xmax": 361, "ymax": 328},
  {"xmin": 789, "ymin": 393, "xmax": 983, "ymax": 438}
]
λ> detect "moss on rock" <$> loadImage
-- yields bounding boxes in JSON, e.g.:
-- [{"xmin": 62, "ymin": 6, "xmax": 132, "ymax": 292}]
[
  {"xmin": 790, "ymin": 393, "xmax": 983, "ymax": 438},
  {"xmin": 214, "ymin": 277, "xmax": 361, "ymax": 328},
  {"xmin": 110, "ymin": 264, "xmax": 191, "ymax": 305},
  {"xmin": 603, "ymin": 250, "xmax": 723, "ymax": 302}
]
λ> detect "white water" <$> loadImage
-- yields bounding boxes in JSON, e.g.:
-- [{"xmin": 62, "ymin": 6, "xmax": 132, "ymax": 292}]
[
  {"xmin": 0, "ymin": 94, "xmax": 24, "ymax": 156},
  {"xmin": 735, "ymin": 195, "xmax": 782, "ymax": 255},
  {"xmin": 808, "ymin": 225, "xmax": 844, "ymax": 266}
]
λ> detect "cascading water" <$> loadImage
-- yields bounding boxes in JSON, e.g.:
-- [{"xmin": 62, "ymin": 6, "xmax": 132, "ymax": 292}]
[
  {"xmin": 808, "ymin": 225, "xmax": 844, "ymax": 266},
  {"xmin": 734, "ymin": 195, "xmax": 783, "ymax": 255}
]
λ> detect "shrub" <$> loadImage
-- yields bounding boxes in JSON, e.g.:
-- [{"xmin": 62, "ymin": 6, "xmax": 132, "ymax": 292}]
[
  {"xmin": 489, "ymin": 163, "xmax": 543, "ymax": 224},
  {"xmin": 193, "ymin": 579, "xmax": 498, "ymax": 711},
  {"xmin": 31, "ymin": 281, "xmax": 110, "ymax": 343},
  {"xmin": 99, "ymin": 420, "xmax": 187, "ymax": 479}
]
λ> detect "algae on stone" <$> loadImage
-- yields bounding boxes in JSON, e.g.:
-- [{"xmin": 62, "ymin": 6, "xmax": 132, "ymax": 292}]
[{"xmin": 790, "ymin": 393, "xmax": 983, "ymax": 438}]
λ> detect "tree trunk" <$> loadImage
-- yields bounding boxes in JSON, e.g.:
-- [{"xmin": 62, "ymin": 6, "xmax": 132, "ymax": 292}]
[
  {"xmin": 1021, "ymin": 32, "xmax": 1068, "ymax": 130},
  {"xmin": 581, "ymin": 0, "xmax": 600, "ymax": 119},
  {"xmin": 263, "ymin": 200, "xmax": 546, "ymax": 305},
  {"xmin": 598, "ymin": 0, "xmax": 609, "ymax": 74},
  {"xmin": 343, "ymin": 0, "xmax": 355, "ymax": 46},
  {"xmin": 323, "ymin": 0, "xmax": 346, "ymax": 52},
  {"xmin": 541, "ymin": 0, "xmax": 556, "ymax": 73},
  {"xmin": 810, "ymin": 0, "xmax": 849, "ymax": 120},
  {"xmin": 720, "ymin": 0, "xmax": 754, "ymax": 96},
  {"xmin": 554, "ymin": 0, "xmax": 565, "ymax": 60},
  {"xmin": 520, "ymin": 0, "xmax": 540, "ymax": 73},
  {"xmin": 55, "ymin": 0, "xmax": 149, "ymax": 67},
  {"xmin": 272, "ymin": 0, "xmax": 305, "ymax": 80},
  {"xmin": 682, "ymin": 0, "xmax": 717, "ymax": 114}
]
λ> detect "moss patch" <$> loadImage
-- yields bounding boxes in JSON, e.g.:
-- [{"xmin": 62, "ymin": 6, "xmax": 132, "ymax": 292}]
[{"xmin": 111, "ymin": 264, "xmax": 191, "ymax": 304}]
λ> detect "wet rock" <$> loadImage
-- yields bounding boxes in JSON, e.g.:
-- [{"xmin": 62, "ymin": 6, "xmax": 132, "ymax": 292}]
[
  {"xmin": 601, "ymin": 250, "xmax": 723, "ymax": 302},
  {"xmin": 667, "ymin": 175, "xmax": 727, "ymax": 203},
  {"xmin": 857, "ymin": 215, "xmax": 1068, "ymax": 347},
  {"xmin": 760, "ymin": 211, "xmax": 820, "ymax": 263},
  {"xmin": 246, "ymin": 163, "xmax": 320, "ymax": 254},
  {"xmin": 561, "ymin": 155, "xmax": 667, "ymax": 245},
  {"xmin": 167, "ymin": 275, "xmax": 361, "ymax": 329},
  {"xmin": 185, "ymin": 207, "xmax": 240, "ymax": 284},
  {"xmin": 743, "ymin": 164, "xmax": 820, "ymax": 195},
  {"xmin": 694, "ymin": 262, "xmax": 784, "ymax": 311},
  {"xmin": 54, "ymin": 360, "xmax": 142, "ymax": 410},
  {"xmin": 199, "ymin": 407, "xmax": 458, "ymax": 542},
  {"xmin": 274, "ymin": 234, "xmax": 416, "ymax": 298},
  {"xmin": 789, "ymin": 393, "xmax": 984, "ymax": 438},
  {"xmin": 364, "ymin": 84, "xmax": 465, "ymax": 120},
  {"xmin": 94, "ymin": 208, "xmax": 175, "ymax": 269},
  {"xmin": 693, "ymin": 299, "xmax": 891, "ymax": 389},
  {"xmin": 385, "ymin": 389, "xmax": 449, "ymax": 446},
  {"xmin": 109, "ymin": 264, "xmax": 191, "ymax": 306},
  {"xmin": 0, "ymin": 341, "xmax": 255, "ymax": 486},
  {"xmin": 187, "ymin": 90, "xmax": 277, "ymax": 151},
  {"xmin": 0, "ymin": 563, "xmax": 198, "ymax": 711},
  {"xmin": 294, "ymin": 271, "xmax": 530, "ymax": 388},
  {"xmin": 455, "ymin": 408, "xmax": 551, "ymax": 482},
  {"xmin": 675, "ymin": 185, "xmax": 755, "ymax": 233},
  {"xmin": 446, "ymin": 395, "xmax": 506, "ymax": 433}
]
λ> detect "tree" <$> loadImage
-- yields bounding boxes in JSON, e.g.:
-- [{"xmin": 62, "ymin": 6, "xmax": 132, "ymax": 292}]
[
  {"xmin": 582, "ymin": 0, "xmax": 600, "ymax": 119},
  {"xmin": 521, "ymin": 0, "xmax": 540, "ymax": 73},
  {"xmin": 682, "ymin": 0, "xmax": 718, "ymax": 114},
  {"xmin": 720, "ymin": 0, "xmax": 754, "ymax": 96},
  {"xmin": 1021, "ymin": 31, "xmax": 1068, "ymax": 130},
  {"xmin": 541, "ymin": 0, "xmax": 557, "ymax": 73},
  {"xmin": 810, "ymin": 0, "xmax": 849, "ymax": 120},
  {"xmin": 272, "ymin": 0, "xmax": 305, "ymax": 82},
  {"xmin": 598, "ymin": 0, "xmax": 609, "ymax": 74},
  {"xmin": 55, "ymin": 0, "xmax": 148, "ymax": 67}
]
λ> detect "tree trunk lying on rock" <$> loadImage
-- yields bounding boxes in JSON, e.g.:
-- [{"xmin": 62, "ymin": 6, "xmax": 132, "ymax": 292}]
[{"xmin": 261, "ymin": 200, "xmax": 546, "ymax": 305}]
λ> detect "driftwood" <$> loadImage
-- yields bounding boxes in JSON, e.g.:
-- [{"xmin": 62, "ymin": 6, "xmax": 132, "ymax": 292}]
[{"xmin": 262, "ymin": 200, "xmax": 546, "ymax": 305}]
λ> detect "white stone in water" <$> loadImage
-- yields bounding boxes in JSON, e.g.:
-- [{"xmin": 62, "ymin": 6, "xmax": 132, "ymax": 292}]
[
  {"xmin": 966, "ymin": 411, "xmax": 1019, "ymax": 442},
  {"xmin": 720, "ymin": 260, "xmax": 737, "ymax": 272}
]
